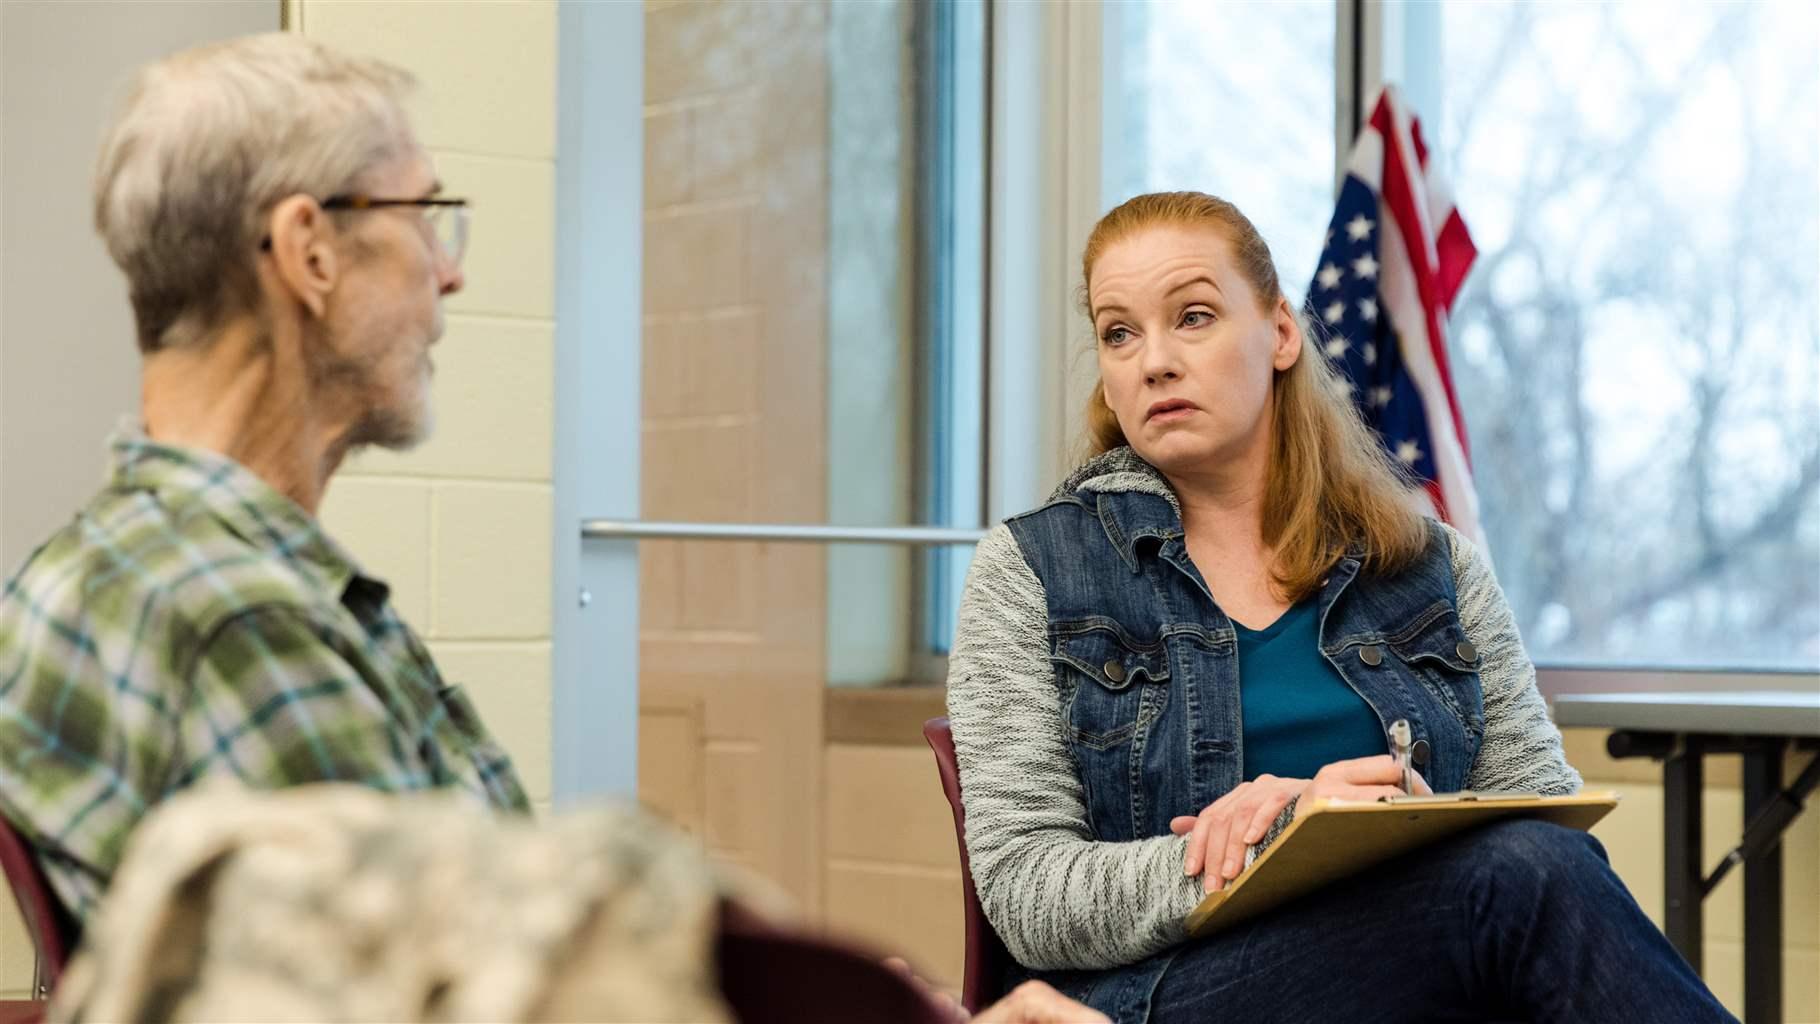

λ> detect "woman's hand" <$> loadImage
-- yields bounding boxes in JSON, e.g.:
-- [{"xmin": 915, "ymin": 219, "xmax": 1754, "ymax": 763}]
[
  {"xmin": 1303, "ymin": 754, "xmax": 1432, "ymax": 806},
  {"xmin": 1170, "ymin": 757, "xmax": 1432, "ymax": 893},
  {"xmin": 1170, "ymin": 775, "xmax": 1308, "ymax": 893}
]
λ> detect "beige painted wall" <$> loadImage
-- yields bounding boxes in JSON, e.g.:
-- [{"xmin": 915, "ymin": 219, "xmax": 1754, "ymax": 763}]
[
  {"xmin": 823, "ymin": 740, "xmax": 966, "ymax": 983},
  {"xmin": 294, "ymin": 0, "xmax": 559, "ymax": 813}
]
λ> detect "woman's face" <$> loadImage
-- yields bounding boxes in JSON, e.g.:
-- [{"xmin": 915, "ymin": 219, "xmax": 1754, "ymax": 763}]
[{"xmin": 1088, "ymin": 223, "xmax": 1301, "ymax": 477}]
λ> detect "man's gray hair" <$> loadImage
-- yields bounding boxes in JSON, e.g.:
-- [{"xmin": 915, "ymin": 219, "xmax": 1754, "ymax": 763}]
[{"xmin": 93, "ymin": 33, "xmax": 417, "ymax": 353}]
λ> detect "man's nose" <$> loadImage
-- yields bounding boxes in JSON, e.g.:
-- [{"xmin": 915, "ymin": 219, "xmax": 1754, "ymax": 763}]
[{"xmin": 439, "ymin": 262, "xmax": 465, "ymax": 296}]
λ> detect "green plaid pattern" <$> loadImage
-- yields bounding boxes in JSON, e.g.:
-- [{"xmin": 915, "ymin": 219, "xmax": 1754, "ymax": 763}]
[{"xmin": 0, "ymin": 434, "xmax": 529, "ymax": 921}]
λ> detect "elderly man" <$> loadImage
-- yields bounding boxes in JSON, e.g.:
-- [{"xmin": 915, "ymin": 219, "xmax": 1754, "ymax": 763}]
[{"xmin": 0, "ymin": 32, "xmax": 526, "ymax": 924}]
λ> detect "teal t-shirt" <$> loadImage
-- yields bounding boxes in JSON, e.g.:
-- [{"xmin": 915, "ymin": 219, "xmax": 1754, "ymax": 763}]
[{"xmin": 1234, "ymin": 597, "xmax": 1388, "ymax": 781}]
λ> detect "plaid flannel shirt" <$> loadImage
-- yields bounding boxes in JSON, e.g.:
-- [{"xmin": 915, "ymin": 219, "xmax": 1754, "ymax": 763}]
[{"xmin": 0, "ymin": 434, "xmax": 529, "ymax": 921}]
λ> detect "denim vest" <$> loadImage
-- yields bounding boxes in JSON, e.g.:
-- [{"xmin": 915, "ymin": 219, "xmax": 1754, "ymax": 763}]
[{"xmin": 1003, "ymin": 456, "xmax": 1486, "ymax": 1020}]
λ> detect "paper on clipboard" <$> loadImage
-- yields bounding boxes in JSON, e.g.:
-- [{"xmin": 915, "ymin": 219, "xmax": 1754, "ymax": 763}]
[{"xmin": 1183, "ymin": 790, "xmax": 1620, "ymax": 938}]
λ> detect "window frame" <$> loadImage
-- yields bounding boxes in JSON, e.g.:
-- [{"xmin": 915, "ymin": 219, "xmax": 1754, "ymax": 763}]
[
  {"xmin": 905, "ymin": 0, "xmax": 1098, "ymax": 676},
  {"xmin": 916, "ymin": 0, "xmax": 991, "ymax": 672}
]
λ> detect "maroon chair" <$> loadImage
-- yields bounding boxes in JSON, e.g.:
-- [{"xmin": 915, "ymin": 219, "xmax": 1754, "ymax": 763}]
[
  {"xmin": 0, "ymin": 814, "xmax": 75, "ymax": 1024},
  {"xmin": 716, "ymin": 901, "xmax": 952, "ymax": 1024},
  {"xmin": 922, "ymin": 716, "xmax": 1012, "ymax": 1015}
]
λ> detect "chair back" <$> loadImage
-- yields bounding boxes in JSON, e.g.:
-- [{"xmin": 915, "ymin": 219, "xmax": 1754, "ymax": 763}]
[
  {"xmin": 922, "ymin": 716, "xmax": 1012, "ymax": 1014},
  {"xmin": 716, "ymin": 902, "xmax": 951, "ymax": 1023},
  {"xmin": 0, "ymin": 813, "xmax": 74, "ymax": 1002}
]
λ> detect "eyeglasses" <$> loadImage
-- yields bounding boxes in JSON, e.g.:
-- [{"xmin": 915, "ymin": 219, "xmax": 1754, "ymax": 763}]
[{"xmin": 323, "ymin": 194, "xmax": 471, "ymax": 269}]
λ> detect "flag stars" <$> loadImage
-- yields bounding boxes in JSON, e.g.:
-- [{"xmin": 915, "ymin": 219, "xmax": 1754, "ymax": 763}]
[{"xmin": 1304, "ymin": 173, "xmax": 1464, "ymax": 502}]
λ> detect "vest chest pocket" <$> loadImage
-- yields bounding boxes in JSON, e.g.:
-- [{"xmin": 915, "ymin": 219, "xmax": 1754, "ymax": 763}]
[
  {"xmin": 1385, "ymin": 601, "xmax": 1486, "ymax": 736},
  {"xmin": 1052, "ymin": 624, "xmax": 1171, "ymax": 751}
]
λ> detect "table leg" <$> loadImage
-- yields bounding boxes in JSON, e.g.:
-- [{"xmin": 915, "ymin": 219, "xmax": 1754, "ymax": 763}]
[
  {"xmin": 1742, "ymin": 740, "xmax": 1785, "ymax": 1024},
  {"xmin": 1664, "ymin": 739, "xmax": 1703, "ymax": 972}
]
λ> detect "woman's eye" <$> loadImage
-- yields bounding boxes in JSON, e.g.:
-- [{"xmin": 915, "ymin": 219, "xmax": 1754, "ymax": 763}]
[
  {"xmin": 1181, "ymin": 309, "xmax": 1214, "ymax": 328},
  {"xmin": 1101, "ymin": 325, "xmax": 1132, "ymax": 346}
]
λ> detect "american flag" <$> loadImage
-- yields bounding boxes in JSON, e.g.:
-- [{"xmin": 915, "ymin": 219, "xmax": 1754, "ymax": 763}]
[{"xmin": 1306, "ymin": 85, "xmax": 1484, "ymax": 548}]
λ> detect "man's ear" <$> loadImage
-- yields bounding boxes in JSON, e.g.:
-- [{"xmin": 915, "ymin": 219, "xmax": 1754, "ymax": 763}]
[
  {"xmin": 263, "ymin": 195, "xmax": 339, "ymax": 318},
  {"xmin": 1272, "ymin": 296, "xmax": 1303, "ymax": 371}
]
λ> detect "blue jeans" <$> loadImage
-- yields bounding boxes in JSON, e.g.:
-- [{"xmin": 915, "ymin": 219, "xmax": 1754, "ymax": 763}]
[{"xmin": 1038, "ymin": 820, "xmax": 1735, "ymax": 1023}]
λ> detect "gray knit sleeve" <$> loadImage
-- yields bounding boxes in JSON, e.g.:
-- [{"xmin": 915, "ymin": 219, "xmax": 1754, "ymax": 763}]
[
  {"xmin": 1446, "ymin": 525, "xmax": 1583, "ymax": 795},
  {"xmin": 945, "ymin": 524, "xmax": 1205, "ymax": 971}
]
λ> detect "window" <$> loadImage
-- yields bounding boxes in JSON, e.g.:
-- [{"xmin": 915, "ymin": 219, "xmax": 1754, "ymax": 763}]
[
  {"xmin": 1436, "ymin": 0, "xmax": 1820, "ymax": 671},
  {"xmin": 635, "ymin": 0, "xmax": 987, "ymax": 688},
  {"xmin": 1102, "ymin": 0, "xmax": 1337, "ymax": 305},
  {"xmin": 824, "ymin": 0, "xmax": 990, "ymax": 681},
  {"xmin": 1098, "ymin": 0, "xmax": 1818, "ymax": 673}
]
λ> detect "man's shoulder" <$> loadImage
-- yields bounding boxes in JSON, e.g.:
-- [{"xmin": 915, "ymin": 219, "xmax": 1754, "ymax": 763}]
[{"xmin": 1, "ymin": 484, "xmax": 332, "ymax": 659}]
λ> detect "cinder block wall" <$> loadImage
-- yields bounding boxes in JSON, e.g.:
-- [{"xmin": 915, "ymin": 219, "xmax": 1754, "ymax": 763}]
[{"xmin": 299, "ymin": 0, "xmax": 559, "ymax": 812}]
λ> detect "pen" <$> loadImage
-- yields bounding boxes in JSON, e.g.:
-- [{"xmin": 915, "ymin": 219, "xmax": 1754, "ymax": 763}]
[{"xmin": 1388, "ymin": 719, "xmax": 1414, "ymax": 796}]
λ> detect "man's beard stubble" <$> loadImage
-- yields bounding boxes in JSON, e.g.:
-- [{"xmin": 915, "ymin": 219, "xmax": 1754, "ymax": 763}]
[
  {"xmin": 353, "ymin": 355, "xmax": 433, "ymax": 451},
  {"xmin": 303, "ymin": 318, "xmax": 434, "ymax": 453}
]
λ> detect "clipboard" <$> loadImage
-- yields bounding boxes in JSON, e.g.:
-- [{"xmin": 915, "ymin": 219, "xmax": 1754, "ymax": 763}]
[{"xmin": 1184, "ymin": 790, "xmax": 1620, "ymax": 937}]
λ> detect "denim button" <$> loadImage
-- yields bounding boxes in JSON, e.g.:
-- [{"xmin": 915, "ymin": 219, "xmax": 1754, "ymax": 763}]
[
  {"xmin": 1359, "ymin": 645, "xmax": 1383, "ymax": 667},
  {"xmin": 1102, "ymin": 660, "xmax": 1126, "ymax": 683},
  {"xmin": 1456, "ymin": 641, "xmax": 1479, "ymax": 663},
  {"xmin": 1412, "ymin": 739, "xmax": 1431, "ymax": 766}
]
